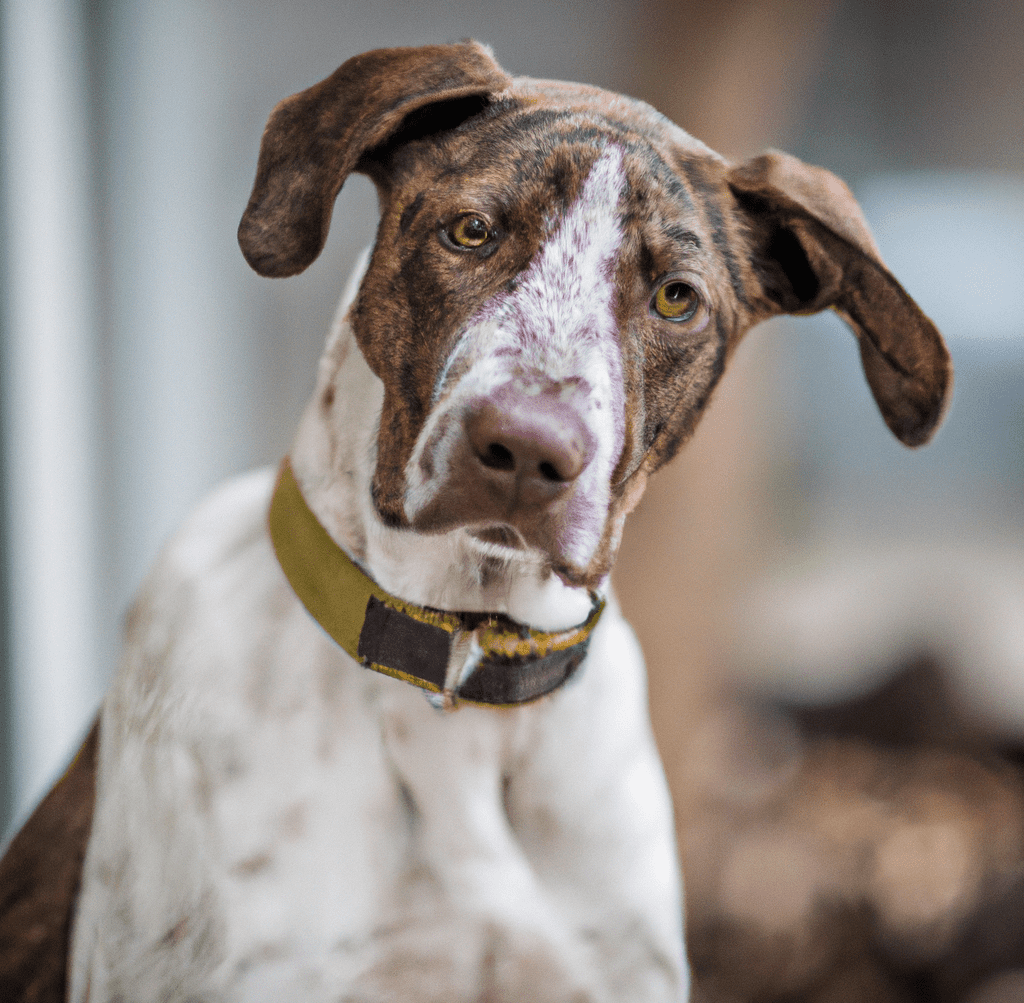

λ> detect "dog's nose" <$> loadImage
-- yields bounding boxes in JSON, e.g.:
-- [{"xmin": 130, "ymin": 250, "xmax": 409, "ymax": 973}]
[{"xmin": 465, "ymin": 382, "xmax": 595, "ymax": 501}]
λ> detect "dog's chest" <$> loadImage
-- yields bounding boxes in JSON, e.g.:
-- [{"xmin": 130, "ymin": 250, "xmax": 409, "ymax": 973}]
[
  {"xmin": 201, "ymin": 687, "xmax": 566, "ymax": 998},
  {"xmin": 70, "ymin": 472, "xmax": 681, "ymax": 1001}
]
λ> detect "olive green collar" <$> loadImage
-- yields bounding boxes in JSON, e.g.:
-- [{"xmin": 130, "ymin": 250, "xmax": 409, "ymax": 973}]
[{"xmin": 268, "ymin": 459, "xmax": 604, "ymax": 709}]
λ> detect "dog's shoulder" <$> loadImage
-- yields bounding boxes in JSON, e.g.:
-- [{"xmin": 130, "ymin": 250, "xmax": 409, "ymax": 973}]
[
  {"xmin": 146, "ymin": 466, "xmax": 279, "ymax": 593},
  {"xmin": 108, "ymin": 465, "xmax": 319, "ymax": 738},
  {"xmin": 0, "ymin": 473, "xmax": 283, "ymax": 1003},
  {"xmin": 124, "ymin": 467, "xmax": 283, "ymax": 651}
]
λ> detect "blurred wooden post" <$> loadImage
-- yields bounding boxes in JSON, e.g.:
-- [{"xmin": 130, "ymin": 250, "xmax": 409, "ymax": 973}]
[{"xmin": 612, "ymin": 0, "xmax": 834, "ymax": 826}]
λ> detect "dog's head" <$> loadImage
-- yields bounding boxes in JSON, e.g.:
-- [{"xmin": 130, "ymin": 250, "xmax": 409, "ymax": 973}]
[{"xmin": 240, "ymin": 42, "xmax": 951, "ymax": 590}]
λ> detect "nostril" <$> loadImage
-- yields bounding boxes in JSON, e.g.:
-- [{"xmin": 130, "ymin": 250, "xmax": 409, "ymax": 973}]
[
  {"xmin": 480, "ymin": 442, "xmax": 515, "ymax": 472},
  {"xmin": 464, "ymin": 383, "xmax": 595, "ymax": 492}
]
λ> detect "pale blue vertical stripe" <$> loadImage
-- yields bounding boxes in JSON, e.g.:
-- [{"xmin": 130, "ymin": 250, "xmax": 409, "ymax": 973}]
[{"xmin": 1, "ymin": 0, "xmax": 102, "ymax": 829}]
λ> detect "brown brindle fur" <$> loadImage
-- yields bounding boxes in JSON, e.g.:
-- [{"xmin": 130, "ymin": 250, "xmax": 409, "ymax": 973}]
[
  {"xmin": 237, "ymin": 44, "xmax": 513, "ymax": 277},
  {"xmin": 0, "ymin": 720, "xmax": 98, "ymax": 1003},
  {"xmin": 240, "ymin": 42, "xmax": 950, "ymax": 586},
  {"xmin": 350, "ymin": 96, "xmax": 745, "ymax": 540}
]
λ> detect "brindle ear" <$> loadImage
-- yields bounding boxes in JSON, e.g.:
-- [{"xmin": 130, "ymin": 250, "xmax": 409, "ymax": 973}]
[
  {"xmin": 729, "ymin": 150, "xmax": 952, "ymax": 447},
  {"xmin": 238, "ymin": 41, "xmax": 511, "ymax": 278}
]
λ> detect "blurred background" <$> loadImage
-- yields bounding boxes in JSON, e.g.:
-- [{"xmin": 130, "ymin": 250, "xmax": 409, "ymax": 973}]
[{"xmin": 1, "ymin": 1, "xmax": 1022, "ymax": 999}]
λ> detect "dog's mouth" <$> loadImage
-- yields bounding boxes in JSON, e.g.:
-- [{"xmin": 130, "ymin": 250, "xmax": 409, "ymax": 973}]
[
  {"xmin": 469, "ymin": 524, "xmax": 524, "ymax": 549},
  {"xmin": 399, "ymin": 462, "xmax": 613, "ymax": 589},
  {"xmin": 465, "ymin": 523, "xmax": 600, "ymax": 590}
]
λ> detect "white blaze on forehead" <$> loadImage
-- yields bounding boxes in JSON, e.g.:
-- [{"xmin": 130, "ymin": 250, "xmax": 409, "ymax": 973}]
[
  {"xmin": 506, "ymin": 143, "xmax": 627, "ymax": 352},
  {"xmin": 432, "ymin": 143, "xmax": 629, "ymax": 390}
]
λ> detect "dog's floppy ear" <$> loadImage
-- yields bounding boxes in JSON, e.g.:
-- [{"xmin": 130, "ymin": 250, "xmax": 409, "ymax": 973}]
[
  {"xmin": 729, "ymin": 151, "xmax": 952, "ymax": 447},
  {"xmin": 238, "ymin": 41, "xmax": 511, "ymax": 278}
]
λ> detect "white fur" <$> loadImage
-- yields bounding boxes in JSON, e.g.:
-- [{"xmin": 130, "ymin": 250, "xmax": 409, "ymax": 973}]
[{"xmin": 69, "ymin": 180, "xmax": 687, "ymax": 998}]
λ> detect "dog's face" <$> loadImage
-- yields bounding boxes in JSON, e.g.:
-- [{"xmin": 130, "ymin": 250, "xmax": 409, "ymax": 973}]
[
  {"xmin": 353, "ymin": 100, "xmax": 741, "ymax": 586},
  {"xmin": 240, "ymin": 43, "xmax": 951, "ymax": 589}
]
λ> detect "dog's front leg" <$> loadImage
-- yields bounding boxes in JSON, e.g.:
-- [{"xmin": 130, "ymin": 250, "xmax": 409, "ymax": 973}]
[
  {"xmin": 366, "ymin": 682, "xmax": 608, "ymax": 1002},
  {"xmin": 499, "ymin": 608, "xmax": 688, "ymax": 1001},
  {"xmin": 363, "ymin": 604, "xmax": 685, "ymax": 1003}
]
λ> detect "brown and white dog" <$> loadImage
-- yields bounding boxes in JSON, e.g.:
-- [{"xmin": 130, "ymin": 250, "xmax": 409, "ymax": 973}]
[{"xmin": 0, "ymin": 41, "xmax": 950, "ymax": 1003}]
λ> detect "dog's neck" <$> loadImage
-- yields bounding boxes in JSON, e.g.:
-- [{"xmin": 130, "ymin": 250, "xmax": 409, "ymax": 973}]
[{"xmin": 289, "ymin": 264, "xmax": 597, "ymax": 633}]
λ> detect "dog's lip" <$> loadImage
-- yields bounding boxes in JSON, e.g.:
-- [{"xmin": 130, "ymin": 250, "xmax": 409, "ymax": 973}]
[
  {"xmin": 468, "ymin": 524, "xmax": 525, "ymax": 550},
  {"xmin": 465, "ymin": 525, "xmax": 598, "ymax": 589}
]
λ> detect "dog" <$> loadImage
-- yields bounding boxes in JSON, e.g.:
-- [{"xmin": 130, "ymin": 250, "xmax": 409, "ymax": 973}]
[{"xmin": 0, "ymin": 40, "xmax": 950, "ymax": 1003}]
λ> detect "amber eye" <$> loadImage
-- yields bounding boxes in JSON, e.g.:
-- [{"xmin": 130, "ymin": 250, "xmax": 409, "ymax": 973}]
[
  {"xmin": 446, "ymin": 213, "xmax": 492, "ymax": 249},
  {"xmin": 653, "ymin": 281, "xmax": 700, "ymax": 321}
]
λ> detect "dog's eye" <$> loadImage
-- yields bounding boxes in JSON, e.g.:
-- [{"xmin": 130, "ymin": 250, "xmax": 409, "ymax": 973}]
[
  {"xmin": 652, "ymin": 281, "xmax": 700, "ymax": 322},
  {"xmin": 446, "ymin": 214, "xmax": 492, "ymax": 249}
]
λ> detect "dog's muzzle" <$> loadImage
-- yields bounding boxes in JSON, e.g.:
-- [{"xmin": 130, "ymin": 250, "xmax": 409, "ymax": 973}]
[{"xmin": 406, "ymin": 375, "xmax": 606, "ymax": 562}]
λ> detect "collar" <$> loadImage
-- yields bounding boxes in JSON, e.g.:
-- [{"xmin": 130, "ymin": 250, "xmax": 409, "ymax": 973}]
[{"xmin": 267, "ymin": 458, "xmax": 605, "ymax": 709}]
